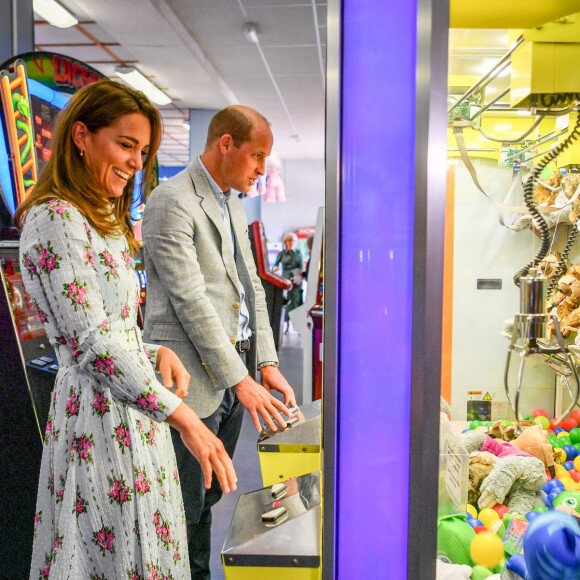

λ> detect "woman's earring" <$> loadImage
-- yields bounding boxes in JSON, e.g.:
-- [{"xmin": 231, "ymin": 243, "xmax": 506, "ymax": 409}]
[{"xmin": 79, "ymin": 149, "xmax": 84, "ymax": 158}]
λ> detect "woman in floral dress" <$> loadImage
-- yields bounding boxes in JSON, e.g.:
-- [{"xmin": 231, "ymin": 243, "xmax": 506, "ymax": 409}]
[{"xmin": 15, "ymin": 80, "xmax": 237, "ymax": 580}]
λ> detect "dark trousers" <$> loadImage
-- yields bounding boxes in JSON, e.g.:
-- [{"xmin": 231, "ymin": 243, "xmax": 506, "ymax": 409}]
[{"xmin": 171, "ymin": 384, "xmax": 244, "ymax": 580}]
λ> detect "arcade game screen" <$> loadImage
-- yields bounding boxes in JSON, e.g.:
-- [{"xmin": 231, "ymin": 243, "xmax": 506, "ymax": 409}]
[{"xmin": 31, "ymin": 93, "xmax": 61, "ymax": 175}]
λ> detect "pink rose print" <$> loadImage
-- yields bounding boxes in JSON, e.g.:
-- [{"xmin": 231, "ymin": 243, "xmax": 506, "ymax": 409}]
[
  {"xmin": 67, "ymin": 332, "xmax": 84, "ymax": 360},
  {"xmin": 65, "ymin": 385, "xmax": 80, "ymax": 417},
  {"xmin": 70, "ymin": 433, "xmax": 94, "ymax": 464},
  {"xmin": 55, "ymin": 475, "xmax": 66, "ymax": 504},
  {"xmin": 173, "ymin": 467, "xmax": 180, "ymax": 485},
  {"xmin": 91, "ymin": 352, "xmax": 123, "ymax": 378},
  {"xmin": 62, "ymin": 279, "xmax": 90, "ymax": 310},
  {"xmin": 145, "ymin": 560, "xmax": 176, "ymax": 580},
  {"xmin": 23, "ymin": 253, "xmax": 38, "ymax": 278},
  {"xmin": 156, "ymin": 466, "xmax": 168, "ymax": 499},
  {"xmin": 135, "ymin": 382, "xmax": 166, "ymax": 415},
  {"xmin": 98, "ymin": 319, "xmax": 111, "ymax": 335},
  {"xmin": 123, "ymin": 250, "xmax": 131, "ymax": 269},
  {"xmin": 32, "ymin": 300, "xmax": 48, "ymax": 324},
  {"xmin": 120, "ymin": 303, "xmax": 130, "ymax": 319},
  {"xmin": 73, "ymin": 486, "xmax": 88, "ymax": 517},
  {"xmin": 44, "ymin": 199, "xmax": 72, "ymax": 221},
  {"xmin": 33, "ymin": 510, "xmax": 42, "ymax": 538},
  {"xmin": 84, "ymin": 243, "xmax": 94, "ymax": 267},
  {"xmin": 112, "ymin": 421, "xmax": 132, "ymax": 453},
  {"xmin": 107, "ymin": 473, "xmax": 133, "ymax": 506},
  {"xmin": 99, "ymin": 249, "xmax": 120, "ymax": 281},
  {"xmin": 44, "ymin": 415, "xmax": 59, "ymax": 445},
  {"xmin": 152, "ymin": 510, "xmax": 176, "ymax": 551},
  {"xmin": 134, "ymin": 466, "xmax": 151, "ymax": 496},
  {"xmin": 90, "ymin": 574, "xmax": 109, "ymax": 580},
  {"xmin": 92, "ymin": 389, "xmax": 110, "ymax": 417},
  {"xmin": 144, "ymin": 347, "xmax": 156, "ymax": 361},
  {"xmin": 126, "ymin": 569, "xmax": 143, "ymax": 580},
  {"xmin": 34, "ymin": 242, "xmax": 61, "ymax": 275},
  {"xmin": 92, "ymin": 525, "xmax": 115, "ymax": 555},
  {"xmin": 133, "ymin": 520, "xmax": 141, "ymax": 546}
]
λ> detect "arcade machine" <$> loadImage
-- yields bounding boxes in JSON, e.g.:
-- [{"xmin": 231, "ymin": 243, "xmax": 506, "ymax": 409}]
[
  {"xmin": 250, "ymin": 220, "xmax": 292, "ymax": 350},
  {"xmin": 0, "ymin": 52, "xmax": 104, "ymax": 576},
  {"xmin": 290, "ymin": 207, "xmax": 324, "ymax": 404}
]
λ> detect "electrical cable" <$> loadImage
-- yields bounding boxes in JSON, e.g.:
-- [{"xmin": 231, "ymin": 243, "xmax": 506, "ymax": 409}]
[{"xmin": 513, "ymin": 107, "xmax": 580, "ymax": 286}]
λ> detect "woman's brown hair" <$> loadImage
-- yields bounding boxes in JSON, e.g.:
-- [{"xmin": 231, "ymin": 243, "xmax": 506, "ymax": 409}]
[{"xmin": 14, "ymin": 79, "xmax": 162, "ymax": 253}]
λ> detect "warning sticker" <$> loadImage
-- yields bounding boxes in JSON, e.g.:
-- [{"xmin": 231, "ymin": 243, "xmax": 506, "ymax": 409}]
[{"xmin": 483, "ymin": 392, "xmax": 492, "ymax": 401}]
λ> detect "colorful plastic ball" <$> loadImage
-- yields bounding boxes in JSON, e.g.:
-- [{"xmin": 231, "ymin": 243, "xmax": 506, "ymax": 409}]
[
  {"xmin": 551, "ymin": 418, "xmax": 563, "ymax": 430},
  {"xmin": 564, "ymin": 461, "xmax": 575, "ymax": 471},
  {"xmin": 492, "ymin": 504, "xmax": 509, "ymax": 519},
  {"xmin": 525, "ymin": 510, "xmax": 541, "ymax": 522},
  {"xmin": 470, "ymin": 420, "xmax": 483, "ymax": 430},
  {"xmin": 533, "ymin": 409, "xmax": 548, "ymax": 418},
  {"xmin": 500, "ymin": 420, "xmax": 511, "ymax": 426},
  {"xmin": 574, "ymin": 443, "xmax": 580, "ymax": 451},
  {"xmin": 561, "ymin": 418, "xmax": 578, "ymax": 432},
  {"xmin": 569, "ymin": 409, "xmax": 580, "ymax": 423},
  {"xmin": 462, "ymin": 429, "xmax": 472, "ymax": 434},
  {"xmin": 535, "ymin": 416, "xmax": 550, "ymax": 429},
  {"xmin": 470, "ymin": 531, "xmax": 505, "ymax": 568},
  {"xmin": 468, "ymin": 518, "xmax": 484, "ymax": 528},
  {"xmin": 533, "ymin": 506, "xmax": 549, "ymax": 513},
  {"xmin": 460, "ymin": 504, "xmax": 478, "ymax": 519},
  {"xmin": 574, "ymin": 456, "xmax": 580, "ymax": 472},
  {"xmin": 564, "ymin": 446, "xmax": 578, "ymax": 460},
  {"xmin": 555, "ymin": 427, "xmax": 565, "ymax": 434},
  {"xmin": 569, "ymin": 428, "xmax": 580, "ymax": 444},
  {"xmin": 543, "ymin": 479, "xmax": 564, "ymax": 494},
  {"xmin": 473, "ymin": 526, "xmax": 488, "ymax": 534},
  {"xmin": 478, "ymin": 508, "xmax": 500, "ymax": 529},
  {"xmin": 546, "ymin": 429, "xmax": 556, "ymax": 435},
  {"xmin": 570, "ymin": 469, "xmax": 580, "ymax": 483},
  {"xmin": 554, "ymin": 448, "xmax": 567, "ymax": 463}
]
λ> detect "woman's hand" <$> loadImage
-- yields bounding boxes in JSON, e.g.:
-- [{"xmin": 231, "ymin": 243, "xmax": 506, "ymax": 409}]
[
  {"xmin": 166, "ymin": 404, "xmax": 237, "ymax": 493},
  {"xmin": 156, "ymin": 346, "xmax": 191, "ymax": 399}
]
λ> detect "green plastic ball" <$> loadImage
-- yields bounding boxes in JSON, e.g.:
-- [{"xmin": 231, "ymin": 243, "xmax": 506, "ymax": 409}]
[
  {"xmin": 570, "ymin": 428, "xmax": 580, "ymax": 445},
  {"xmin": 535, "ymin": 416, "xmax": 550, "ymax": 429},
  {"xmin": 470, "ymin": 420, "xmax": 483, "ymax": 430}
]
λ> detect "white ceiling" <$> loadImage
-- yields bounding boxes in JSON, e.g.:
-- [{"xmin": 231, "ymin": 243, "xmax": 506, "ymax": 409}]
[{"xmin": 34, "ymin": 0, "xmax": 327, "ymax": 166}]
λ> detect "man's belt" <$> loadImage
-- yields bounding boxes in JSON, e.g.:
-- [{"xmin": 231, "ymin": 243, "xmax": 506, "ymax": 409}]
[{"xmin": 235, "ymin": 339, "xmax": 251, "ymax": 353}]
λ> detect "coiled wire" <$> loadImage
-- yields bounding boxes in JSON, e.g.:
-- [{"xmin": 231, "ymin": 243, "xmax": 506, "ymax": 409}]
[{"xmin": 514, "ymin": 107, "xmax": 580, "ymax": 286}]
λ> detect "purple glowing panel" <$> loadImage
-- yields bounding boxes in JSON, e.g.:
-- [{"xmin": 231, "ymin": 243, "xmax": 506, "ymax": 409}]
[{"xmin": 337, "ymin": 0, "xmax": 417, "ymax": 577}]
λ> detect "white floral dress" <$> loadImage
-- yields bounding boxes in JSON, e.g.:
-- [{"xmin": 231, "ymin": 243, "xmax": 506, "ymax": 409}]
[{"xmin": 20, "ymin": 200, "xmax": 190, "ymax": 580}]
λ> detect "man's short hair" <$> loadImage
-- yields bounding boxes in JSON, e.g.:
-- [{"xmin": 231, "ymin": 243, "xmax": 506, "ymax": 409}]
[{"xmin": 206, "ymin": 106, "xmax": 270, "ymax": 148}]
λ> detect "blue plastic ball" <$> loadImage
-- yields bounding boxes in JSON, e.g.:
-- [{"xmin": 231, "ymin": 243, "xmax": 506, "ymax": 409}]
[
  {"xmin": 525, "ymin": 510, "xmax": 541, "ymax": 522},
  {"xmin": 462, "ymin": 429, "xmax": 472, "ymax": 434},
  {"xmin": 555, "ymin": 427, "xmax": 564, "ymax": 434},
  {"xmin": 468, "ymin": 518, "xmax": 484, "ymax": 528},
  {"xmin": 564, "ymin": 446, "xmax": 578, "ymax": 460},
  {"xmin": 543, "ymin": 479, "xmax": 565, "ymax": 494},
  {"xmin": 564, "ymin": 461, "xmax": 575, "ymax": 471}
]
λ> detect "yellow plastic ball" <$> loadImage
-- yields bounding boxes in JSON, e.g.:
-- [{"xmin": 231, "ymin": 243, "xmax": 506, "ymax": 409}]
[
  {"xmin": 460, "ymin": 504, "xmax": 478, "ymax": 519},
  {"xmin": 554, "ymin": 448, "xmax": 567, "ymax": 463},
  {"xmin": 575, "ymin": 456, "xmax": 580, "ymax": 471},
  {"xmin": 557, "ymin": 431, "xmax": 571, "ymax": 439},
  {"xmin": 478, "ymin": 508, "xmax": 500, "ymax": 529},
  {"xmin": 470, "ymin": 531, "xmax": 505, "ymax": 569},
  {"xmin": 562, "ymin": 478, "xmax": 576, "ymax": 490}
]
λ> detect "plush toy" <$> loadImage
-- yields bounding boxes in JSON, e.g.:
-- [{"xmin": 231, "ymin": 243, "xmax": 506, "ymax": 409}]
[
  {"xmin": 488, "ymin": 419, "xmax": 538, "ymax": 441},
  {"xmin": 539, "ymin": 252, "xmax": 565, "ymax": 282},
  {"xmin": 459, "ymin": 427, "xmax": 549, "ymax": 515},
  {"xmin": 468, "ymin": 451, "xmax": 496, "ymax": 506},
  {"xmin": 534, "ymin": 171, "xmax": 563, "ymax": 206},
  {"xmin": 562, "ymin": 173, "xmax": 580, "ymax": 224}
]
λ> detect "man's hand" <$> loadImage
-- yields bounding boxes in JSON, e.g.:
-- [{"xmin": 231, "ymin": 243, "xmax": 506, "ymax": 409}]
[
  {"xmin": 166, "ymin": 404, "xmax": 237, "ymax": 493},
  {"xmin": 260, "ymin": 365, "xmax": 297, "ymax": 408},
  {"xmin": 157, "ymin": 346, "xmax": 191, "ymax": 399},
  {"xmin": 235, "ymin": 374, "xmax": 294, "ymax": 432}
]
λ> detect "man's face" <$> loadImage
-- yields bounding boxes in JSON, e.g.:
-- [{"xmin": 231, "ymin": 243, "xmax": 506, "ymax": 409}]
[{"xmin": 222, "ymin": 122, "xmax": 273, "ymax": 193}]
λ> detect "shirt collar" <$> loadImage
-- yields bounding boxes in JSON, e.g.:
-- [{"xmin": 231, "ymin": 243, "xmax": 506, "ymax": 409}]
[{"xmin": 198, "ymin": 156, "xmax": 231, "ymax": 201}]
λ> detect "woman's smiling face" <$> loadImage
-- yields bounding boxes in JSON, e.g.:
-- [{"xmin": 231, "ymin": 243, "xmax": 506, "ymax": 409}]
[{"xmin": 76, "ymin": 113, "xmax": 151, "ymax": 198}]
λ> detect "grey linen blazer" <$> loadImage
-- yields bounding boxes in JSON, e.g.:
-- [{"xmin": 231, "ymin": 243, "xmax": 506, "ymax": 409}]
[{"xmin": 141, "ymin": 161, "xmax": 278, "ymax": 418}]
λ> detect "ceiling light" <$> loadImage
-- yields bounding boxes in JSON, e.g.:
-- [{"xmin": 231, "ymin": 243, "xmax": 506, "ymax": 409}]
[
  {"xmin": 33, "ymin": 0, "xmax": 78, "ymax": 28},
  {"xmin": 114, "ymin": 66, "xmax": 172, "ymax": 106},
  {"xmin": 244, "ymin": 23, "xmax": 259, "ymax": 45}
]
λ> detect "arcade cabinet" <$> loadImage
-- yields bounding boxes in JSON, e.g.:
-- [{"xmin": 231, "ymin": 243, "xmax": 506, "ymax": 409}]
[{"xmin": 249, "ymin": 220, "xmax": 292, "ymax": 350}]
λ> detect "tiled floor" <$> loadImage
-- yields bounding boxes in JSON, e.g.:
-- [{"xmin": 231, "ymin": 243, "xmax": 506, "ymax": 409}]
[{"xmin": 208, "ymin": 328, "xmax": 305, "ymax": 579}]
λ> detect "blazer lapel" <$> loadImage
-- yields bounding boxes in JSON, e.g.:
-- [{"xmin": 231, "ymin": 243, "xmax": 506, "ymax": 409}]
[{"xmin": 188, "ymin": 162, "xmax": 241, "ymax": 290}]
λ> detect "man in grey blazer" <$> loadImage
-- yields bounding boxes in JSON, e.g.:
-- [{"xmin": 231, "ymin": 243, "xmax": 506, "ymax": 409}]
[{"xmin": 142, "ymin": 105, "xmax": 296, "ymax": 579}]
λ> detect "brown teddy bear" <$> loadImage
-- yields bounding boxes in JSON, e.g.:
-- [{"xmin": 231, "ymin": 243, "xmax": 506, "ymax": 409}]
[
  {"xmin": 534, "ymin": 171, "xmax": 563, "ymax": 206},
  {"xmin": 562, "ymin": 173, "xmax": 580, "ymax": 223},
  {"xmin": 468, "ymin": 451, "xmax": 496, "ymax": 507}
]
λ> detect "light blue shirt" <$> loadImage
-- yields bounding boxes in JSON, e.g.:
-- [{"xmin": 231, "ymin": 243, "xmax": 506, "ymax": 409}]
[{"xmin": 198, "ymin": 157, "xmax": 251, "ymax": 341}]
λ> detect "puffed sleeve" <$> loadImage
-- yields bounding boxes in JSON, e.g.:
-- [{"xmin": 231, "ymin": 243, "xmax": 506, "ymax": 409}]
[{"xmin": 19, "ymin": 201, "xmax": 182, "ymax": 423}]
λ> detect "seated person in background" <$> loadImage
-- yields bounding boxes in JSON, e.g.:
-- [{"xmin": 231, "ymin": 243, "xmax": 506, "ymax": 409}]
[{"xmin": 273, "ymin": 232, "xmax": 304, "ymax": 334}]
